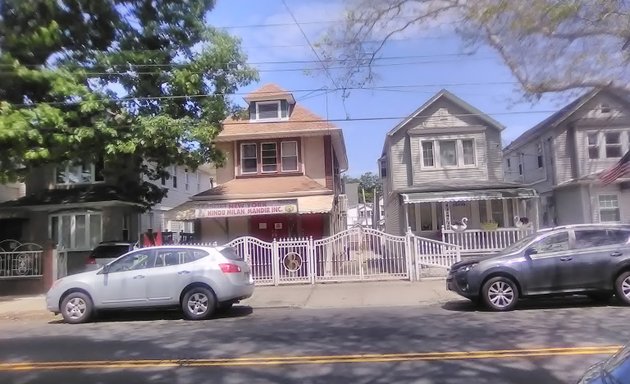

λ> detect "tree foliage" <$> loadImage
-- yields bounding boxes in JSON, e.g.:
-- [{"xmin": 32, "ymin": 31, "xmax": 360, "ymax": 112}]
[
  {"xmin": 344, "ymin": 171, "xmax": 382, "ymax": 203},
  {"xmin": 0, "ymin": 0, "xmax": 257, "ymax": 208},
  {"xmin": 320, "ymin": 0, "xmax": 630, "ymax": 98}
]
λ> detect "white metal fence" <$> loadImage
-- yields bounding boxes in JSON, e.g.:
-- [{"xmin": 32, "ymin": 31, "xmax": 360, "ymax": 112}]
[
  {"xmin": 0, "ymin": 240, "xmax": 44, "ymax": 279},
  {"xmin": 224, "ymin": 226, "xmax": 461, "ymax": 286}
]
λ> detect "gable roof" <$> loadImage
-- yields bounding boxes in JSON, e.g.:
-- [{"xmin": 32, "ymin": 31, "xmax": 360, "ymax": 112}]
[
  {"xmin": 386, "ymin": 89, "xmax": 505, "ymax": 138},
  {"xmin": 503, "ymin": 89, "xmax": 600, "ymax": 153},
  {"xmin": 243, "ymin": 83, "xmax": 295, "ymax": 104},
  {"xmin": 504, "ymin": 88, "xmax": 630, "ymax": 153},
  {"xmin": 193, "ymin": 175, "xmax": 330, "ymax": 200}
]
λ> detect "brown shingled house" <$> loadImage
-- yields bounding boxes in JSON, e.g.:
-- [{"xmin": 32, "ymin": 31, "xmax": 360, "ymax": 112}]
[{"xmin": 168, "ymin": 84, "xmax": 348, "ymax": 243}]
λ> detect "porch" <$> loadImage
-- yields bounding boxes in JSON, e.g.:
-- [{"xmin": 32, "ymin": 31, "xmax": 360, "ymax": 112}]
[{"xmin": 400, "ymin": 186, "xmax": 539, "ymax": 256}]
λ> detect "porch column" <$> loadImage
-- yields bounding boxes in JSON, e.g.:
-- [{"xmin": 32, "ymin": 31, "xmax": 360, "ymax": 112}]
[
  {"xmin": 502, "ymin": 200, "xmax": 509, "ymax": 228},
  {"xmin": 414, "ymin": 203, "xmax": 422, "ymax": 233},
  {"xmin": 403, "ymin": 202, "xmax": 410, "ymax": 233},
  {"xmin": 443, "ymin": 203, "xmax": 452, "ymax": 230},
  {"xmin": 533, "ymin": 196, "xmax": 540, "ymax": 230}
]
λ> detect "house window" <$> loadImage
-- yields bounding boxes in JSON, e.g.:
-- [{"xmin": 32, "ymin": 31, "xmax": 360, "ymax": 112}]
[
  {"xmin": 255, "ymin": 101, "xmax": 281, "ymax": 120},
  {"xmin": 462, "ymin": 139, "xmax": 475, "ymax": 166},
  {"xmin": 600, "ymin": 103, "xmax": 611, "ymax": 114},
  {"xmin": 518, "ymin": 163, "xmax": 523, "ymax": 175},
  {"xmin": 537, "ymin": 155, "xmax": 544, "ymax": 168},
  {"xmin": 172, "ymin": 166, "xmax": 178, "ymax": 188},
  {"xmin": 55, "ymin": 162, "xmax": 104, "ymax": 185},
  {"xmin": 184, "ymin": 169, "xmax": 189, "ymax": 191},
  {"xmin": 49, "ymin": 212, "xmax": 102, "ymax": 250},
  {"xmin": 605, "ymin": 132, "xmax": 622, "ymax": 158},
  {"xmin": 506, "ymin": 158, "xmax": 511, "ymax": 169},
  {"xmin": 421, "ymin": 142, "xmax": 435, "ymax": 167},
  {"xmin": 379, "ymin": 158, "xmax": 388, "ymax": 178},
  {"xmin": 196, "ymin": 172, "xmax": 201, "ymax": 192},
  {"xmin": 587, "ymin": 133, "xmax": 600, "ymax": 159},
  {"xmin": 122, "ymin": 214, "xmax": 130, "ymax": 241},
  {"xmin": 439, "ymin": 140, "xmax": 457, "ymax": 166},
  {"xmin": 599, "ymin": 195, "xmax": 620, "ymax": 222},
  {"xmin": 281, "ymin": 141, "xmax": 298, "ymax": 171},
  {"xmin": 241, "ymin": 143, "xmax": 258, "ymax": 174},
  {"xmin": 261, "ymin": 143, "xmax": 278, "ymax": 172}
]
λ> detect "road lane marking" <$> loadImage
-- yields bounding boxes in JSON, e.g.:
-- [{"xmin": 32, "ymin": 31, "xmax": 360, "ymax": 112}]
[{"xmin": 0, "ymin": 346, "xmax": 621, "ymax": 371}]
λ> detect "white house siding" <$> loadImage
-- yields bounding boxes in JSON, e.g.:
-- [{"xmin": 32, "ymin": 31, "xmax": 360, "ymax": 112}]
[
  {"xmin": 384, "ymin": 194, "xmax": 402, "ymax": 236},
  {"xmin": 303, "ymin": 136, "xmax": 327, "ymax": 187},
  {"xmin": 0, "ymin": 183, "xmax": 25, "ymax": 202},
  {"xmin": 389, "ymin": 133, "xmax": 411, "ymax": 191},
  {"xmin": 552, "ymin": 128, "xmax": 576, "ymax": 185}
]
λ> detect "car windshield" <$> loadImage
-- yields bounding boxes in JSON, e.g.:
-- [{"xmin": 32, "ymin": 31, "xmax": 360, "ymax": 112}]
[
  {"xmin": 501, "ymin": 233, "xmax": 538, "ymax": 253},
  {"xmin": 604, "ymin": 345, "xmax": 630, "ymax": 383},
  {"xmin": 91, "ymin": 245, "xmax": 130, "ymax": 259}
]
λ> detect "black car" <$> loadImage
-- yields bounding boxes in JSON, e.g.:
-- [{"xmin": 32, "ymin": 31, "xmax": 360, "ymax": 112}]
[
  {"xmin": 447, "ymin": 224, "xmax": 630, "ymax": 311},
  {"xmin": 84, "ymin": 241, "xmax": 137, "ymax": 271},
  {"xmin": 578, "ymin": 343, "xmax": 630, "ymax": 383}
]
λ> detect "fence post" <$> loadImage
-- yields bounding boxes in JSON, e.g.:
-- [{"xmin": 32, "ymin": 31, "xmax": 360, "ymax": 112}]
[
  {"xmin": 307, "ymin": 237, "xmax": 315, "ymax": 284},
  {"xmin": 404, "ymin": 231, "xmax": 414, "ymax": 281},
  {"xmin": 243, "ymin": 237, "xmax": 250, "ymax": 264},
  {"xmin": 272, "ymin": 239, "xmax": 280, "ymax": 286}
]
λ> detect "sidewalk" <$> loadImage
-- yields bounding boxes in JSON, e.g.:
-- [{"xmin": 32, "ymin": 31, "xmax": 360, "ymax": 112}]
[{"xmin": 0, "ymin": 279, "xmax": 457, "ymax": 321}]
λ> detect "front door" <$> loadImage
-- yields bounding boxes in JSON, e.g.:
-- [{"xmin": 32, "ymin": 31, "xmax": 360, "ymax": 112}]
[
  {"xmin": 95, "ymin": 250, "xmax": 156, "ymax": 307},
  {"xmin": 523, "ymin": 231, "xmax": 570, "ymax": 294},
  {"xmin": 145, "ymin": 248, "xmax": 195, "ymax": 304},
  {"xmin": 250, "ymin": 215, "xmax": 295, "ymax": 241}
]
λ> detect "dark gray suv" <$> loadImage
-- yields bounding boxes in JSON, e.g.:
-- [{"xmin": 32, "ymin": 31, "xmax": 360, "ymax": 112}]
[{"xmin": 447, "ymin": 224, "xmax": 630, "ymax": 311}]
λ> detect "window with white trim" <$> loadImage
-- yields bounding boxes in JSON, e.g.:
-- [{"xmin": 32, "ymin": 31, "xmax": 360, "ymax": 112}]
[
  {"xmin": 599, "ymin": 194, "xmax": 621, "ymax": 222},
  {"xmin": 50, "ymin": 212, "xmax": 102, "ymax": 250},
  {"xmin": 422, "ymin": 142, "xmax": 435, "ymax": 167},
  {"xmin": 241, "ymin": 143, "xmax": 258, "ymax": 173},
  {"xmin": 55, "ymin": 162, "xmax": 104, "ymax": 185},
  {"xmin": 421, "ymin": 139, "xmax": 477, "ymax": 168},
  {"xmin": 261, "ymin": 142, "xmax": 278, "ymax": 172},
  {"xmin": 196, "ymin": 172, "xmax": 201, "ymax": 192},
  {"xmin": 184, "ymin": 168, "xmax": 189, "ymax": 191},
  {"xmin": 172, "ymin": 165, "xmax": 178, "ymax": 188},
  {"xmin": 462, "ymin": 139, "xmax": 475, "ymax": 166},
  {"xmin": 587, "ymin": 133, "xmax": 600, "ymax": 159},
  {"xmin": 255, "ymin": 101, "xmax": 281, "ymax": 120},
  {"xmin": 605, "ymin": 132, "xmax": 622, "ymax": 158},
  {"xmin": 281, "ymin": 141, "xmax": 298, "ymax": 171}
]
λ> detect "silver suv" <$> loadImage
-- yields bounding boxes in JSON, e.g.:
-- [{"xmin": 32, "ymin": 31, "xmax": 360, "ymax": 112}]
[
  {"xmin": 447, "ymin": 224, "xmax": 630, "ymax": 311},
  {"xmin": 46, "ymin": 245, "xmax": 254, "ymax": 323}
]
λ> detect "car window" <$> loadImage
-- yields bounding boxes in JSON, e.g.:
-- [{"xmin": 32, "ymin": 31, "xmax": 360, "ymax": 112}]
[
  {"xmin": 182, "ymin": 249, "xmax": 209, "ymax": 263},
  {"xmin": 155, "ymin": 250, "xmax": 181, "ymax": 267},
  {"xmin": 575, "ymin": 229, "xmax": 630, "ymax": 248},
  {"xmin": 531, "ymin": 232, "xmax": 569, "ymax": 254},
  {"xmin": 219, "ymin": 247, "xmax": 242, "ymax": 261},
  {"xmin": 604, "ymin": 345, "xmax": 630, "ymax": 383},
  {"xmin": 108, "ymin": 251, "xmax": 155, "ymax": 273}
]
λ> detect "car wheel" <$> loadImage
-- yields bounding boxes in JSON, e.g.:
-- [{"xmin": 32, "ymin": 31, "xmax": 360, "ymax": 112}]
[
  {"xmin": 182, "ymin": 287, "xmax": 216, "ymax": 320},
  {"xmin": 482, "ymin": 277, "xmax": 519, "ymax": 311},
  {"xmin": 615, "ymin": 271, "xmax": 630, "ymax": 305},
  {"xmin": 587, "ymin": 292, "xmax": 613, "ymax": 303},
  {"xmin": 60, "ymin": 292, "xmax": 93, "ymax": 324}
]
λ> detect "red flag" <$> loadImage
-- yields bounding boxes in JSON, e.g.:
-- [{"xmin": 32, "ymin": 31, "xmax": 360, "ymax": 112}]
[
  {"xmin": 599, "ymin": 150, "xmax": 630, "ymax": 185},
  {"xmin": 155, "ymin": 229, "xmax": 163, "ymax": 246},
  {"xmin": 142, "ymin": 232, "xmax": 152, "ymax": 247}
]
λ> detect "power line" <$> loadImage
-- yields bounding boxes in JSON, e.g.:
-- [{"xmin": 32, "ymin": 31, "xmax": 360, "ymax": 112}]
[
  {"xmin": 2, "ymin": 81, "xmax": 519, "ymax": 107},
  {"xmin": 214, "ymin": 16, "xmax": 458, "ymax": 30}
]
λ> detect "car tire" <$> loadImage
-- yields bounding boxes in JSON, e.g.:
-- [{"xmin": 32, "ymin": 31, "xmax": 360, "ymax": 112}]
[
  {"xmin": 482, "ymin": 276, "xmax": 519, "ymax": 312},
  {"xmin": 60, "ymin": 292, "xmax": 93, "ymax": 324},
  {"xmin": 614, "ymin": 271, "xmax": 630, "ymax": 306},
  {"xmin": 587, "ymin": 292, "xmax": 613, "ymax": 303},
  {"xmin": 182, "ymin": 287, "xmax": 216, "ymax": 320}
]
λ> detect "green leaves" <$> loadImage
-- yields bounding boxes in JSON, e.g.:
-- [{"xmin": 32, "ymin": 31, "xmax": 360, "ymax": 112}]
[{"xmin": 0, "ymin": 0, "xmax": 258, "ymax": 208}]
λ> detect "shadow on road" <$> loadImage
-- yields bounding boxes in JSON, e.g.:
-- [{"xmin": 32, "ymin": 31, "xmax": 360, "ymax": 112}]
[
  {"xmin": 442, "ymin": 295, "xmax": 625, "ymax": 312},
  {"xmin": 47, "ymin": 305, "xmax": 254, "ymax": 324}
]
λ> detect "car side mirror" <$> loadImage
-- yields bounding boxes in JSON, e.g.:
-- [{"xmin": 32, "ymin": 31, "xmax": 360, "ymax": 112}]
[
  {"xmin": 524, "ymin": 248, "xmax": 537, "ymax": 258},
  {"xmin": 101, "ymin": 264, "xmax": 111, "ymax": 274}
]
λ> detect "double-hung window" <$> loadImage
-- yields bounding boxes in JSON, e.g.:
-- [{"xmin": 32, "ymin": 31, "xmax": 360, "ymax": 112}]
[
  {"xmin": 599, "ymin": 195, "xmax": 621, "ymax": 223},
  {"xmin": 261, "ymin": 143, "xmax": 278, "ymax": 173},
  {"xmin": 55, "ymin": 162, "xmax": 104, "ymax": 185},
  {"xmin": 241, "ymin": 143, "xmax": 258, "ymax": 174},
  {"xmin": 281, "ymin": 141, "xmax": 299, "ymax": 171},
  {"xmin": 255, "ymin": 101, "xmax": 281, "ymax": 120},
  {"xmin": 50, "ymin": 212, "xmax": 102, "ymax": 250},
  {"xmin": 421, "ymin": 139, "xmax": 476, "ymax": 168}
]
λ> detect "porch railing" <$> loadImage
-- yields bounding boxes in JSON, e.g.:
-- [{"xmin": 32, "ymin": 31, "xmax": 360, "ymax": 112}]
[{"xmin": 442, "ymin": 227, "xmax": 534, "ymax": 255}]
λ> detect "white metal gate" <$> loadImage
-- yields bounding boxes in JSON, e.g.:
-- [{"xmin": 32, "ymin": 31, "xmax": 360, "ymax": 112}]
[{"xmin": 225, "ymin": 226, "xmax": 460, "ymax": 285}]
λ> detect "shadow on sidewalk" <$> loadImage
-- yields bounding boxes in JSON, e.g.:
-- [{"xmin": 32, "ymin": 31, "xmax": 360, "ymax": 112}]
[
  {"xmin": 442, "ymin": 296, "xmax": 623, "ymax": 312},
  {"xmin": 48, "ymin": 305, "xmax": 254, "ymax": 324}
]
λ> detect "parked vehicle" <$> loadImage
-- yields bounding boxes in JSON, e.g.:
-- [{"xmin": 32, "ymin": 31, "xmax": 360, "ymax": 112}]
[
  {"xmin": 84, "ymin": 241, "xmax": 137, "ymax": 271},
  {"xmin": 578, "ymin": 343, "xmax": 630, "ymax": 383},
  {"xmin": 47, "ymin": 245, "xmax": 254, "ymax": 323},
  {"xmin": 447, "ymin": 224, "xmax": 630, "ymax": 311}
]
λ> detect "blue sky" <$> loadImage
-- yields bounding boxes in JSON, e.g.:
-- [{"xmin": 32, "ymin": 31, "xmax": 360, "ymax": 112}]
[{"xmin": 206, "ymin": 0, "xmax": 569, "ymax": 177}]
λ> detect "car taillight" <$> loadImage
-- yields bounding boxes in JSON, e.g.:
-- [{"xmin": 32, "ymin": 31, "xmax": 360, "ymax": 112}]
[
  {"xmin": 86, "ymin": 257, "xmax": 96, "ymax": 265},
  {"xmin": 219, "ymin": 263, "xmax": 241, "ymax": 273}
]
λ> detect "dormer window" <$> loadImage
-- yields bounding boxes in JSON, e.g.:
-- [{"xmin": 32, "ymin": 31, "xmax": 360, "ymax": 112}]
[{"xmin": 255, "ymin": 101, "xmax": 282, "ymax": 120}]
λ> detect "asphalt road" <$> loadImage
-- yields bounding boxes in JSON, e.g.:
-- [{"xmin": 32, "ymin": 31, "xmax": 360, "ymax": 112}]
[{"xmin": 0, "ymin": 297, "xmax": 628, "ymax": 384}]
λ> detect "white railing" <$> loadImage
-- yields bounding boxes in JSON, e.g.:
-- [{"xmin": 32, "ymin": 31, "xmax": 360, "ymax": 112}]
[
  {"xmin": 221, "ymin": 227, "xmax": 466, "ymax": 285},
  {"xmin": 0, "ymin": 240, "xmax": 44, "ymax": 279},
  {"xmin": 442, "ymin": 227, "xmax": 534, "ymax": 254}
]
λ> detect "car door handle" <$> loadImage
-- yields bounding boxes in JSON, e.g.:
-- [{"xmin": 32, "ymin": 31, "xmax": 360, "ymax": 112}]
[
  {"xmin": 178, "ymin": 270, "xmax": 190, "ymax": 275},
  {"xmin": 560, "ymin": 256, "xmax": 573, "ymax": 261},
  {"xmin": 133, "ymin": 275, "xmax": 145, "ymax": 279},
  {"xmin": 611, "ymin": 251, "xmax": 623, "ymax": 257}
]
